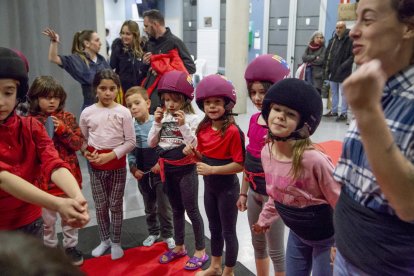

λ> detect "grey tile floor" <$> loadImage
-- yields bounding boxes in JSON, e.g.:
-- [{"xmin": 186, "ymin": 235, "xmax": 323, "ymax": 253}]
[{"xmin": 79, "ymin": 99, "xmax": 349, "ymax": 274}]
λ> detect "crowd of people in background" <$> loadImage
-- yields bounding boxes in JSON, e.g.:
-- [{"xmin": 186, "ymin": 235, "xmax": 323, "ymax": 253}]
[{"xmin": 1, "ymin": 0, "xmax": 414, "ymax": 275}]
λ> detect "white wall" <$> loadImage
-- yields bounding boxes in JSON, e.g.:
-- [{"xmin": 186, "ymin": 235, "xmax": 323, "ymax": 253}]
[
  {"xmin": 164, "ymin": 0, "xmax": 184, "ymax": 39},
  {"xmin": 103, "ymin": 0, "xmax": 126, "ymax": 49},
  {"xmin": 197, "ymin": 0, "xmax": 221, "ymax": 75}
]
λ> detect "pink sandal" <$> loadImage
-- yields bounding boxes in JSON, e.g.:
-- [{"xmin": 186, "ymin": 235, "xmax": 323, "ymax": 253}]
[{"xmin": 159, "ymin": 249, "xmax": 188, "ymax": 264}]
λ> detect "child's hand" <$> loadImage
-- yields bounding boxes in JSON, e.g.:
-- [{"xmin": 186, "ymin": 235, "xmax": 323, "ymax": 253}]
[
  {"xmin": 252, "ymin": 223, "xmax": 269, "ymax": 234},
  {"xmin": 154, "ymin": 107, "xmax": 164, "ymax": 123},
  {"xmin": 196, "ymin": 162, "xmax": 213, "ymax": 175},
  {"xmin": 57, "ymin": 197, "xmax": 90, "ymax": 228},
  {"xmin": 42, "ymin": 28, "xmax": 60, "ymax": 43},
  {"xmin": 134, "ymin": 169, "xmax": 144, "ymax": 180},
  {"xmin": 174, "ymin": 110, "xmax": 186, "ymax": 126},
  {"xmin": 183, "ymin": 145, "xmax": 201, "ymax": 160},
  {"xmin": 237, "ymin": 196, "xmax": 247, "ymax": 212},
  {"xmin": 50, "ymin": 116, "xmax": 63, "ymax": 131},
  {"xmin": 90, "ymin": 152, "xmax": 116, "ymax": 166},
  {"xmin": 151, "ymin": 163, "xmax": 160, "ymax": 174},
  {"xmin": 83, "ymin": 149, "xmax": 96, "ymax": 160}
]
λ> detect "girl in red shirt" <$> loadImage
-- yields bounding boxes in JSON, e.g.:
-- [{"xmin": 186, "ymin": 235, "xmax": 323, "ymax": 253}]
[
  {"xmin": 193, "ymin": 74, "xmax": 245, "ymax": 276},
  {"xmin": 27, "ymin": 76, "xmax": 85, "ymax": 266}
]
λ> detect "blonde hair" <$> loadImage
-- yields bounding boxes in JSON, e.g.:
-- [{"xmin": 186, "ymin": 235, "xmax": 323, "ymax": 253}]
[{"xmin": 125, "ymin": 86, "xmax": 148, "ymax": 100}]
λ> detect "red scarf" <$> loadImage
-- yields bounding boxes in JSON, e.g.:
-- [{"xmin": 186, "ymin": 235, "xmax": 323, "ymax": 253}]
[{"xmin": 308, "ymin": 42, "xmax": 322, "ymax": 51}]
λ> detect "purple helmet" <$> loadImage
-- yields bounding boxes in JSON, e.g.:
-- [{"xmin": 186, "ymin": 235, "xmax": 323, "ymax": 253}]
[
  {"xmin": 195, "ymin": 74, "xmax": 237, "ymax": 111},
  {"xmin": 157, "ymin": 70, "xmax": 194, "ymax": 100},
  {"xmin": 244, "ymin": 54, "xmax": 290, "ymax": 85}
]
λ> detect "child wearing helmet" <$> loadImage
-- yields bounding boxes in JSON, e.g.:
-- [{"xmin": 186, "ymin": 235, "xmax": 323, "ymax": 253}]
[
  {"xmin": 239, "ymin": 54, "xmax": 290, "ymax": 276},
  {"xmin": 0, "ymin": 47, "xmax": 89, "ymax": 235},
  {"xmin": 147, "ymin": 70, "xmax": 207, "ymax": 270},
  {"xmin": 253, "ymin": 78, "xmax": 340, "ymax": 276},
  {"xmin": 192, "ymin": 74, "xmax": 245, "ymax": 275}
]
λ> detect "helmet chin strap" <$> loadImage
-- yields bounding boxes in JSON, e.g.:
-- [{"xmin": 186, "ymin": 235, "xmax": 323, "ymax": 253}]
[{"xmin": 268, "ymin": 123, "xmax": 311, "ymax": 141}]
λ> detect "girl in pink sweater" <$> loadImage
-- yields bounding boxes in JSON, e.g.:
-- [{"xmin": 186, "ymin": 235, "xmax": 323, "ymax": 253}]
[{"xmin": 254, "ymin": 79, "xmax": 340, "ymax": 276}]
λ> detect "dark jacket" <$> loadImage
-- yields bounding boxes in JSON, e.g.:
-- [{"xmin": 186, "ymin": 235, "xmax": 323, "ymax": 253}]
[
  {"xmin": 110, "ymin": 38, "xmax": 149, "ymax": 92},
  {"xmin": 146, "ymin": 27, "xmax": 196, "ymax": 74},
  {"xmin": 324, "ymin": 29, "xmax": 354, "ymax": 82},
  {"xmin": 302, "ymin": 45, "xmax": 326, "ymax": 91}
]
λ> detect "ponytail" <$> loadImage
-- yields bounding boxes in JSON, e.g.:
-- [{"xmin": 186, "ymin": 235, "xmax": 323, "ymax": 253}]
[{"xmin": 71, "ymin": 30, "xmax": 95, "ymax": 66}]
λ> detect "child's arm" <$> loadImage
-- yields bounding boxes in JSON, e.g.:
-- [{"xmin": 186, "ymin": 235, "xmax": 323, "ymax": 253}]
[
  {"xmin": 148, "ymin": 108, "xmax": 163, "ymax": 148},
  {"xmin": 52, "ymin": 113, "xmax": 84, "ymax": 151},
  {"xmin": 196, "ymin": 161, "xmax": 243, "ymax": 176},
  {"xmin": 237, "ymin": 173, "xmax": 249, "ymax": 211},
  {"xmin": 177, "ymin": 111, "xmax": 198, "ymax": 147},
  {"xmin": 112, "ymin": 111, "xmax": 136, "ymax": 159},
  {"xmin": 0, "ymin": 170, "xmax": 89, "ymax": 228},
  {"xmin": 315, "ymin": 152, "xmax": 341, "ymax": 208},
  {"xmin": 253, "ymin": 197, "xmax": 280, "ymax": 232}
]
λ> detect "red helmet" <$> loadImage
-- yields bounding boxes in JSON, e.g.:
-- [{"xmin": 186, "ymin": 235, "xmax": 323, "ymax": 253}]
[
  {"xmin": 157, "ymin": 70, "xmax": 194, "ymax": 100},
  {"xmin": 244, "ymin": 54, "xmax": 290, "ymax": 85},
  {"xmin": 195, "ymin": 74, "xmax": 237, "ymax": 111}
]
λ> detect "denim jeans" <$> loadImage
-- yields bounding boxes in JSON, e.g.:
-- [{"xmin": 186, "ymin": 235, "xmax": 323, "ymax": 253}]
[
  {"xmin": 330, "ymin": 81, "xmax": 347, "ymax": 115},
  {"xmin": 286, "ymin": 231, "xmax": 334, "ymax": 276},
  {"xmin": 333, "ymin": 250, "xmax": 370, "ymax": 276}
]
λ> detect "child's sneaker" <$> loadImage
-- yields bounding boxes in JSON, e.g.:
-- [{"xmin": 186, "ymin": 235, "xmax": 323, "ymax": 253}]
[
  {"xmin": 164, "ymin": 237, "xmax": 176, "ymax": 250},
  {"xmin": 65, "ymin": 247, "xmax": 84, "ymax": 266},
  {"xmin": 143, "ymin": 234, "xmax": 160, "ymax": 247}
]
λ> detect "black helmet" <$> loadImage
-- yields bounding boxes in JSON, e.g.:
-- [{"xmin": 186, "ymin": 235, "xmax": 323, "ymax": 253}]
[
  {"xmin": 0, "ymin": 47, "xmax": 29, "ymax": 102},
  {"xmin": 261, "ymin": 78, "xmax": 322, "ymax": 140}
]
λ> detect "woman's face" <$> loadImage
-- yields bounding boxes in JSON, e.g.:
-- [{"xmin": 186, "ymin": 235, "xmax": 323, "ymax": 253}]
[
  {"xmin": 313, "ymin": 34, "xmax": 324, "ymax": 45},
  {"xmin": 121, "ymin": 25, "xmax": 134, "ymax": 46},
  {"xmin": 85, "ymin": 32, "xmax": 102, "ymax": 54},
  {"xmin": 350, "ymin": 0, "xmax": 413, "ymax": 74}
]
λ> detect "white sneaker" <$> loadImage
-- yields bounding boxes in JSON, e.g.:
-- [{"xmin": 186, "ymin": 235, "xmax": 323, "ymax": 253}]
[
  {"xmin": 164, "ymin": 237, "xmax": 176, "ymax": 249},
  {"xmin": 143, "ymin": 234, "xmax": 160, "ymax": 247}
]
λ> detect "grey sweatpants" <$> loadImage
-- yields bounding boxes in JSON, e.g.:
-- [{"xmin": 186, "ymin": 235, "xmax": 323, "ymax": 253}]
[{"xmin": 247, "ymin": 189, "xmax": 286, "ymax": 272}]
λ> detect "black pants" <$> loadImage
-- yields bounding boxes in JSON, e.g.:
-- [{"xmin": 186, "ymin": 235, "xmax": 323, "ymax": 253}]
[
  {"xmin": 165, "ymin": 166, "xmax": 205, "ymax": 250},
  {"xmin": 16, "ymin": 217, "xmax": 43, "ymax": 239},
  {"xmin": 204, "ymin": 174, "xmax": 239, "ymax": 267},
  {"xmin": 138, "ymin": 173, "xmax": 173, "ymax": 238}
]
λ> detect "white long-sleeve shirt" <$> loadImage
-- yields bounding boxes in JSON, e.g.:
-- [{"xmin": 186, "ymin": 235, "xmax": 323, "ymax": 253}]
[{"xmin": 148, "ymin": 113, "xmax": 199, "ymax": 150}]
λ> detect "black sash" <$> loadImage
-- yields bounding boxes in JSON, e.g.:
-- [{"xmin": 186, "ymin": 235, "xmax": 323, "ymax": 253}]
[
  {"xmin": 157, "ymin": 144, "xmax": 194, "ymax": 173},
  {"xmin": 275, "ymin": 201, "xmax": 334, "ymax": 241},
  {"xmin": 335, "ymin": 187, "xmax": 414, "ymax": 276},
  {"xmin": 134, "ymin": 147, "xmax": 159, "ymax": 171},
  {"xmin": 202, "ymin": 156, "xmax": 239, "ymax": 191},
  {"xmin": 244, "ymin": 151, "xmax": 267, "ymax": 195}
]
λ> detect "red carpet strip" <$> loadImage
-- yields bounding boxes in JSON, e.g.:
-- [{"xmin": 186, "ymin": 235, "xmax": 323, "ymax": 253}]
[
  {"xmin": 81, "ymin": 242, "xmax": 198, "ymax": 276},
  {"xmin": 317, "ymin": 140, "xmax": 343, "ymax": 166}
]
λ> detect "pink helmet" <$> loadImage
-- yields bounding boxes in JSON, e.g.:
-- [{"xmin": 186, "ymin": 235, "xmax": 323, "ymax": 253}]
[
  {"xmin": 157, "ymin": 70, "xmax": 194, "ymax": 100},
  {"xmin": 244, "ymin": 54, "xmax": 290, "ymax": 84},
  {"xmin": 195, "ymin": 74, "xmax": 237, "ymax": 111}
]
